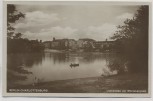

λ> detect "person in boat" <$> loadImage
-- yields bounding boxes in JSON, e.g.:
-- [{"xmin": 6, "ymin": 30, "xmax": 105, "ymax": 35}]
[{"xmin": 70, "ymin": 63, "xmax": 79, "ymax": 67}]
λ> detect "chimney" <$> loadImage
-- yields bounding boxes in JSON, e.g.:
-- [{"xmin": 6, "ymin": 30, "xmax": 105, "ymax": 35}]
[
  {"xmin": 40, "ymin": 40, "xmax": 42, "ymax": 43},
  {"xmin": 53, "ymin": 37, "xmax": 55, "ymax": 41}
]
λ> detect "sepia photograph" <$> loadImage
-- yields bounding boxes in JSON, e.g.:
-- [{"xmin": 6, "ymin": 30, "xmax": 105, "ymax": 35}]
[{"xmin": 2, "ymin": 1, "xmax": 151, "ymax": 97}]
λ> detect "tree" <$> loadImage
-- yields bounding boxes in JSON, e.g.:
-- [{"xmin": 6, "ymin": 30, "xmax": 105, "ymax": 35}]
[
  {"xmin": 7, "ymin": 4, "xmax": 25, "ymax": 39},
  {"xmin": 111, "ymin": 6, "xmax": 149, "ymax": 73}
]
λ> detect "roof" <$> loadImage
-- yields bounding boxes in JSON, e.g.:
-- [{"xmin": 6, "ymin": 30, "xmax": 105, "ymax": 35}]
[
  {"xmin": 43, "ymin": 41, "xmax": 52, "ymax": 43},
  {"xmin": 94, "ymin": 41, "xmax": 115, "ymax": 43},
  {"xmin": 79, "ymin": 38, "xmax": 95, "ymax": 42}
]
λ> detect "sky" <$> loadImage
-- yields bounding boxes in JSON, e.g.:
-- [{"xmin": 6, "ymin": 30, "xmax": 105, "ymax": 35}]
[{"xmin": 13, "ymin": 3, "xmax": 140, "ymax": 41}]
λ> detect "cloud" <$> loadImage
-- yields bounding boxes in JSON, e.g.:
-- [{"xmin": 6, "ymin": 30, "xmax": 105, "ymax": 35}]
[
  {"xmin": 13, "ymin": 5, "xmax": 139, "ymax": 41},
  {"xmin": 81, "ymin": 23, "xmax": 117, "ymax": 41},
  {"xmin": 117, "ymin": 13, "xmax": 134, "ymax": 20},
  {"xmin": 115, "ymin": 12, "xmax": 134, "ymax": 25},
  {"xmin": 22, "ymin": 26, "xmax": 78, "ymax": 41},
  {"xmin": 22, "ymin": 24, "xmax": 116, "ymax": 41},
  {"xmin": 14, "ymin": 11, "xmax": 60, "ymax": 29}
]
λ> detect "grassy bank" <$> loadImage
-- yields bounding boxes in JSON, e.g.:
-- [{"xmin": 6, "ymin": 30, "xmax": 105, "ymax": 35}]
[{"xmin": 8, "ymin": 73, "xmax": 148, "ymax": 93}]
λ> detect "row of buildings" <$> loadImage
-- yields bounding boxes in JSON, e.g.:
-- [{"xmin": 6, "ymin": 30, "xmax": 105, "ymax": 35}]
[{"xmin": 43, "ymin": 37, "xmax": 115, "ymax": 52}]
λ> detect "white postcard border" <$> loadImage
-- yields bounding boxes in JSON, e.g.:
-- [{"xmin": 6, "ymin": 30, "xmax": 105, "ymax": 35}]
[{"xmin": 2, "ymin": 0, "xmax": 152, "ymax": 97}]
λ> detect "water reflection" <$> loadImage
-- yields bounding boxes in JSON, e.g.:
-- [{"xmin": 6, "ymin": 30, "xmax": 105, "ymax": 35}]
[
  {"xmin": 7, "ymin": 52, "xmax": 126, "ymax": 87},
  {"xmin": 7, "ymin": 53, "xmax": 44, "ymax": 87},
  {"xmin": 105, "ymin": 54, "xmax": 128, "ymax": 74}
]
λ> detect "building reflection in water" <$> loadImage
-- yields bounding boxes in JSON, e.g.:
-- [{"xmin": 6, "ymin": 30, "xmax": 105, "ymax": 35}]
[{"xmin": 7, "ymin": 52, "xmax": 127, "ymax": 87}]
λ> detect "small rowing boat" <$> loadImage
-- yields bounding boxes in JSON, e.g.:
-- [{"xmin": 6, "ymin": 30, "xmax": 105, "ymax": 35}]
[{"xmin": 70, "ymin": 63, "xmax": 79, "ymax": 67}]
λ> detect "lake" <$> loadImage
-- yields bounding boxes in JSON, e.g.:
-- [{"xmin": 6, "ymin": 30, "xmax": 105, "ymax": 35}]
[{"xmin": 7, "ymin": 52, "xmax": 126, "ymax": 87}]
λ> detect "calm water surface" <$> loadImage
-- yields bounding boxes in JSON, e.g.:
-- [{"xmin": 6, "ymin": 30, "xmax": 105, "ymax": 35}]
[{"xmin": 7, "ymin": 52, "xmax": 125, "ymax": 86}]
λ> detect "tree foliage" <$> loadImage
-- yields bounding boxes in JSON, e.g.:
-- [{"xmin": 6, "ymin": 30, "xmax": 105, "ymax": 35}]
[
  {"xmin": 7, "ymin": 4, "xmax": 25, "ymax": 39},
  {"xmin": 111, "ymin": 6, "xmax": 149, "ymax": 73},
  {"xmin": 7, "ymin": 5, "xmax": 44, "ymax": 53}
]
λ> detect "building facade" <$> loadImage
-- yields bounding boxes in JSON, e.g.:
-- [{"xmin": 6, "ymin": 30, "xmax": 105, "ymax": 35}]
[{"xmin": 43, "ymin": 37, "xmax": 115, "ymax": 52}]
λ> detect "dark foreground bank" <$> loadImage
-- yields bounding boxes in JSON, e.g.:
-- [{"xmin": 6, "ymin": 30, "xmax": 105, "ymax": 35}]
[{"xmin": 7, "ymin": 73, "xmax": 148, "ymax": 93}]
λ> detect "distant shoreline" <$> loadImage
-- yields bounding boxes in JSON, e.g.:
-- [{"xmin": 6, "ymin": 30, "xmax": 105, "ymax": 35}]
[{"xmin": 44, "ymin": 48, "xmax": 119, "ymax": 53}]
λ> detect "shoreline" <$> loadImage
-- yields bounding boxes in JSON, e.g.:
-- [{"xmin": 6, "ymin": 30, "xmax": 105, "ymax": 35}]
[
  {"xmin": 8, "ymin": 73, "xmax": 148, "ymax": 93},
  {"xmin": 44, "ymin": 48, "xmax": 119, "ymax": 54}
]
